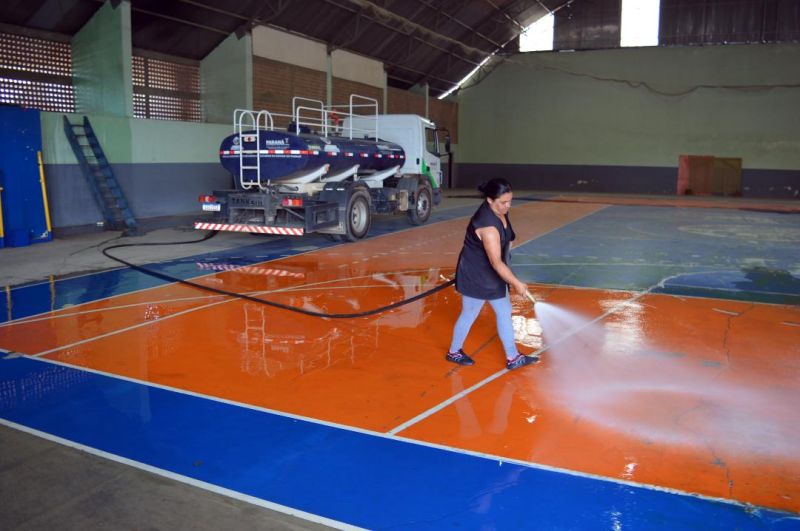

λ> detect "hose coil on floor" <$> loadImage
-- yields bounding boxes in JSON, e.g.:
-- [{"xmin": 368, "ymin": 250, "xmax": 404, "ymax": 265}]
[{"xmin": 102, "ymin": 231, "xmax": 455, "ymax": 319}]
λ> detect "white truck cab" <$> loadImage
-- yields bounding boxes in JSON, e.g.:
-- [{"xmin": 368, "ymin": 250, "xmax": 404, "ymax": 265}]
[{"xmin": 344, "ymin": 114, "xmax": 443, "ymax": 191}]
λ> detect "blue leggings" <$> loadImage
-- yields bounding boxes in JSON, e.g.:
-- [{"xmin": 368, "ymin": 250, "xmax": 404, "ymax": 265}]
[{"xmin": 449, "ymin": 293, "xmax": 518, "ymax": 360}]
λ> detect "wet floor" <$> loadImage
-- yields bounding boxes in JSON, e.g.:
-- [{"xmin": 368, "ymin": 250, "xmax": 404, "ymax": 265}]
[{"xmin": 1, "ymin": 196, "xmax": 799, "ymax": 528}]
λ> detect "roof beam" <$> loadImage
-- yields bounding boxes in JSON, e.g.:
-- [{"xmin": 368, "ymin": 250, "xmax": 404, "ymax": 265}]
[
  {"xmin": 367, "ymin": 2, "xmax": 429, "ymax": 58},
  {"xmin": 412, "ymin": 0, "xmax": 503, "ymax": 49},
  {"xmin": 175, "ymin": 0, "xmax": 250, "ymax": 22},
  {"xmin": 328, "ymin": 0, "xmax": 488, "ymax": 65},
  {"xmin": 129, "ymin": 6, "xmax": 230, "ymax": 35},
  {"xmin": 314, "ymin": 0, "xmax": 483, "ymax": 90},
  {"xmin": 329, "ymin": 6, "xmax": 373, "ymax": 51},
  {"xmin": 411, "ymin": 1, "xmax": 518, "ymax": 89},
  {"xmin": 481, "ymin": 0, "xmax": 526, "ymax": 32},
  {"xmin": 89, "ymin": 0, "xmax": 232, "ymax": 35},
  {"xmin": 174, "ymin": 0, "xmax": 290, "ymax": 37},
  {"xmin": 426, "ymin": 1, "xmax": 575, "ymax": 95},
  {"xmin": 407, "ymin": 0, "xmax": 513, "ymax": 88}
]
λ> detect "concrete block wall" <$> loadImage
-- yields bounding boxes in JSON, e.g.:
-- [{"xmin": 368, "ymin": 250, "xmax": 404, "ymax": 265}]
[
  {"xmin": 251, "ymin": 25, "xmax": 458, "ymax": 140},
  {"xmin": 331, "ymin": 77, "xmax": 382, "ymax": 113},
  {"xmin": 253, "ymin": 56, "xmax": 326, "ymax": 125}
]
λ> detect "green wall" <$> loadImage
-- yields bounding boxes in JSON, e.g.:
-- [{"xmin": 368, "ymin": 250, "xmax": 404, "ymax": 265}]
[
  {"xmin": 40, "ymin": 113, "xmax": 230, "ymax": 164},
  {"xmin": 129, "ymin": 119, "xmax": 232, "ymax": 162},
  {"xmin": 39, "ymin": 112, "xmax": 233, "ymax": 228},
  {"xmin": 458, "ymin": 43, "xmax": 800, "ymax": 171},
  {"xmin": 202, "ymin": 33, "xmax": 253, "ymax": 124},
  {"xmin": 71, "ymin": 1, "xmax": 133, "ymax": 117}
]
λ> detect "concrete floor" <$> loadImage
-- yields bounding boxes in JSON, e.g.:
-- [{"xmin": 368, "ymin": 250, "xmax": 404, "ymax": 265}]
[
  {"xmin": 0, "ymin": 224, "xmax": 336, "ymax": 530},
  {"xmin": 0, "ymin": 226, "xmax": 259, "ymax": 288},
  {"xmin": 1, "ymin": 190, "xmax": 798, "ymax": 529},
  {"xmin": 0, "ymin": 194, "xmax": 488, "ymax": 530},
  {"xmin": 0, "ymin": 425, "xmax": 332, "ymax": 531}
]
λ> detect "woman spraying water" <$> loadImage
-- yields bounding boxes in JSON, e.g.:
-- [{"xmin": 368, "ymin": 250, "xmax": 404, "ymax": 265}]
[{"xmin": 446, "ymin": 178, "xmax": 539, "ymax": 370}]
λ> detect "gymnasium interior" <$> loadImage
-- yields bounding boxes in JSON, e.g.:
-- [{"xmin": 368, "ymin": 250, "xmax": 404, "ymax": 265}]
[{"xmin": 1, "ymin": 1, "xmax": 799, "ymax": 529}]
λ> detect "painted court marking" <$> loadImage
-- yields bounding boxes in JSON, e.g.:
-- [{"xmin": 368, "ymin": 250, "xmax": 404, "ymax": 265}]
[
  {"xmin": 25, "ymin": 268, "xmax": 450, "ymax": 357},
  {"xmin": 386, "ymin": 283, "xmax": 654, "ymax": 436},
  {"xmin": 9, "ymin": 353, "xmax": 781, "ymax": 519},
  {"xmin": 17, "ymin": 201, "xmax": 792, "ymax": 521},
  {"xmin": 0, "ymin": 294, "xmax": 228, "ymax": 326},
  {"xmin": 0, "ymin": 418, "xmax": 363, "ymax": 531}
]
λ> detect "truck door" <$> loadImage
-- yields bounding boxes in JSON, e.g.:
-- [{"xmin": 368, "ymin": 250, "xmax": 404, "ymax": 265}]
[{"xmin": 423, "ymin": 125, "xmax": 442, "ymax": 189}]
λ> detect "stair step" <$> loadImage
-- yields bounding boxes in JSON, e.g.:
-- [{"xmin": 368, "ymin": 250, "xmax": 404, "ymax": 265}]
[{"xmin": 64, "ymin": 114, "xmax": 137, "ymax": 233}]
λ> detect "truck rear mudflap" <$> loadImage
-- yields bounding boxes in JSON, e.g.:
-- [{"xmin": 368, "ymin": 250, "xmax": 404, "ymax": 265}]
[
  {"xmin": 196, "ymin": 193, "xmax": 339, "ymax": 236},
  {"xmin": 193, "ymin": 222, "xmax": 305, "ymax": 236}
]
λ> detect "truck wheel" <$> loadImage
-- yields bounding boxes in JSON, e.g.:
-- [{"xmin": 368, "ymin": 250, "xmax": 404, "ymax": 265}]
[
  {"xmin": 344, "ymin": 191, "xmax": 371, "ymax": 241},
  {"xmin": 407, "ymin": 184, "xmax": 432, "ymax": 225}
]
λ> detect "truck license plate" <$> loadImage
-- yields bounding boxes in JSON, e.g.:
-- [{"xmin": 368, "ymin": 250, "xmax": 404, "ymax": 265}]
[{"xmin": 202, "ymin": 203, "xmax": 221, "ymax": 212}]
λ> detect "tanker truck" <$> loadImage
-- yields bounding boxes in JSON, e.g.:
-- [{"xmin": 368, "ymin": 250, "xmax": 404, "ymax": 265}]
[{"xmin": 195, "ymin": 94, "xmax": 449, "ymax": 241}]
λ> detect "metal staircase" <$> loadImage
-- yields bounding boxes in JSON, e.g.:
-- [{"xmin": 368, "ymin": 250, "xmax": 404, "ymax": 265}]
[{"xmin": 63, "ymin": 116, "xmax": 137, "ymax": 234}]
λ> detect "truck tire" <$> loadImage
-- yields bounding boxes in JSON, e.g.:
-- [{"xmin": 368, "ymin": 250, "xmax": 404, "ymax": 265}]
[
  {"xmin": 407, "ymin": 183, "xmax": 432, "ymax": 225},
  {"xmin": 344, "ymin": 191, "xmax": 371, "ymax": 241}
]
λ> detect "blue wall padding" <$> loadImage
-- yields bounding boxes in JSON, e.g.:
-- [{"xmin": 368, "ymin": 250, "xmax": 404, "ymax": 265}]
[{"xmin": 0, "ymin": 106, "xmax": 51, "ymax": 247}]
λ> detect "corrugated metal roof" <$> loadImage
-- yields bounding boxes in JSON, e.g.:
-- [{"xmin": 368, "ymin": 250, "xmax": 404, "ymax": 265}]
[
  {"xmin": 0, "ymin": 0, "xmax": 558, "ymax": 96},
  {"xmin": 2, "ymin": 0, "xmax": 798, "ymax": 98}
]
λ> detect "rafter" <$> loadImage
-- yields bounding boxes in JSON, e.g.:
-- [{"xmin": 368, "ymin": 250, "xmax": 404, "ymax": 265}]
[
  {"xmin": 368, "ymin": 1, "xmax": 429, "ymax": 58},
  {"xmin": 412, "ymin": 0, "xmax": 503, "ymax": 49},
  {"xmin": 481, "ymin": 0, "xmax": 526, "ymax": 32},
  {"xmin": 329, "ymin": 6, "xmax": 372, "ymax": 51},
  {"xmin": 329, "ymin": 0, "xmax": 489, "ymax": 65},
  {"xmin": 410, "ymin": 0, "xmax": 525, "ymax": 88}
]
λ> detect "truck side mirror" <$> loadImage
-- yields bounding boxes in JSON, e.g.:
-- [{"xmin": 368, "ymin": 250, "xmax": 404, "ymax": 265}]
[{"xmin": 445, "ymin": 135, "xmax": 451, "ymax": 153}]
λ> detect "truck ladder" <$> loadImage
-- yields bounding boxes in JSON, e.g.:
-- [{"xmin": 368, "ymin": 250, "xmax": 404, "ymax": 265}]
[{"xmin": 234, "ymin": 109, "xmax": 273, "ymax": 190}]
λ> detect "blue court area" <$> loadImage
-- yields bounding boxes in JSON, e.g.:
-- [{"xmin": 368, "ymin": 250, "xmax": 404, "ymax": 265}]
[
  {"xmin": 2, "ymin": 199, "xmax": 800, "ymax": 529},
  {"xmin": 512, "ymin": 205, "xmax": 800, "ymax": 304},
  {"xmin": 1, "ymin": 356, "xmax": 796, "ymax": 530},
  {"xmin": 0, "ymin": 202, "xmax": 482, "ymax": 323}
]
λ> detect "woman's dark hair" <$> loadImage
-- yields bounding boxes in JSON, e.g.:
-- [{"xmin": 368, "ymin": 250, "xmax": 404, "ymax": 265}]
[{"xmin": 478, "ymin": 178, "xmax": 513, "ymax": 199}]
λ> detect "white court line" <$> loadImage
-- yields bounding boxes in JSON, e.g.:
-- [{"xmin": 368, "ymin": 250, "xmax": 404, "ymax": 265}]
[
  {"xmin": 2, "ymin": 294, "xmax": 228, "ymax": 326},
  {"xmin": 7, "ymin": 279, "xmax": 445, "ymax": 328},
  {"xmin": 388, "ymin": 202, "xmax": 800, "ymax": 435},
  {"xmin": 3, "ymin": 265, "xmax": 127, "ymax": 290},
  {"xmin": 513, "ymin": 277, "xmax": 797, "ymax": 308},
  {"xmin": 0, "ymin": 203, "xmax": 481, "ymax": 327},
  {"xmin": 30, "ymin": 298, "xmax": 234, "ymax": 358},
  {"xmin": 386, "ymin": 284, "xmax": 653, "ymax": 436},
  {"xmin": 4, "ymin": 197, "xmax": 476, "ymax": 297},
  {"xmin": 513, "ymin": 261, "xmax": 707, "ymax": 267},
  {"xmin": 10, "ymin": 354, "xmax": 782, "ymax": 518},
  {"xmin": 28, "ymin": 269, "xmax": 452, "ymax": 357},
  {"xmin": 0, "ymin": 418, "xmax": 363, "ymax": 531},
  {"xmin": 663, "ymin": 283, "xmax": 800, "ymax": 298},
  {"xmin": 5, "ymin": 201, "xmax": 795, "ymax": 517}
]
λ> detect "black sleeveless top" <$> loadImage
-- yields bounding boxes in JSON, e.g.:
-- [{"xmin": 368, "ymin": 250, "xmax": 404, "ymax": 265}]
[{"xmin": 455, "ymin": 201, "xmax": 516, "ymax": 300}]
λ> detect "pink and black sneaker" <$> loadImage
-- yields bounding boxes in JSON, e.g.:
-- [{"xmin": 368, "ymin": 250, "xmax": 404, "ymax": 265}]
[{"xmin": 445, "ymin": 349, "xmax": 475, "ymax": 366}]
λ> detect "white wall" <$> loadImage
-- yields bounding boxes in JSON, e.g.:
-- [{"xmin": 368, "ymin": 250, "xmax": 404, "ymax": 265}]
[
  {"xmin": 331, "ymin": 49, "xmax": 384, "ymax": 88},
  {"xmin": 252, "ymin": 26, "xmax": 327, "ymax": 71},
  {"xmin": 252, "ymin": 25, "xmax": 384, "ymax": 88}
]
